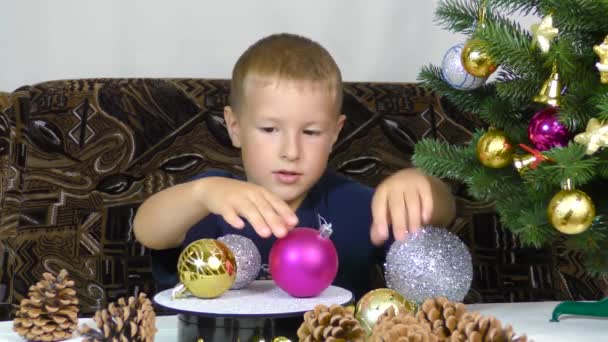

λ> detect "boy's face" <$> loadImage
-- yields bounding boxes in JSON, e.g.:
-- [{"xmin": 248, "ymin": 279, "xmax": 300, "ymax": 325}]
[{"xmin": 224, "ymin": 79, "xmax": 345, "ymax": 210}]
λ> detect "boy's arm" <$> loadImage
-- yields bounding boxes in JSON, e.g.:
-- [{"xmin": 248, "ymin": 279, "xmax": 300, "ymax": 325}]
[
  {"xmin": 134, "ymin": 176, "xmax": 298, "ymax": 250},
  {"xmin": 133, "ymin": 178, "xmax": 212, "ymax": 250}
]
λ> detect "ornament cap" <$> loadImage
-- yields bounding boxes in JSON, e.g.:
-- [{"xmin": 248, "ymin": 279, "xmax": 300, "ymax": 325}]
[
  {"xmin": 561, "ymin": 178, "xmax": 573, "ymax": 191},
  {"xmin": 318, "ymin": 215, "xmax": 333, "ymax": 238}
]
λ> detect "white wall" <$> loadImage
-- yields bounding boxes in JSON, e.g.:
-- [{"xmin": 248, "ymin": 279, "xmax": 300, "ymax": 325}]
[{"xmin": 1, "ymin": 0, "xmax": 533, "ymax": 91}]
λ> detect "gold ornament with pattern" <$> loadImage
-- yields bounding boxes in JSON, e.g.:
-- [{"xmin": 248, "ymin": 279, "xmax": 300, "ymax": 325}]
[
  {"xmin": 476, "ymin": 129, "xmax": 514, "ymax": 168},
  {"xmin": 461, "ymin": 39, "xmax": 497, "ymax": 78},
  {"xmin": 548, "ymin": 181, "xmax": 596, "ymax": 235},
  {"xmin": 574, "ymin": 118, "xmax": 608, "ymax": 155},
  {"xmin": 355, "ymin": 288, "xmax": 418, "ymax": 336},
  {"xmin": 594, "ymin": 35, "xmax": 608, "ymax": 84},
  {"xmin": 176, "ymin": 239, "xmax": 236, "ymax": 298},
  {"xmin": 531, "ymin": 14, "xmax": 559, "ymax": 53}
]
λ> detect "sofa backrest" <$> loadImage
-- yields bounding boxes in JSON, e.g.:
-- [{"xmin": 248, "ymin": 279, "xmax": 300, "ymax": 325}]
[{"xmin": 0, "ymin": 79, "xmax": 604, "ymax": 318}]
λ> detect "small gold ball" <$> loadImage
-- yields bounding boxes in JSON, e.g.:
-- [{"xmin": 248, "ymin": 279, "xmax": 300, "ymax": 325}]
[
  {"xmin": 355, "ymin": 288, "xmax": 417, "ymax": 335},
  {"xmin": 272, "ymin": 337, "xmax": 292, "ymax": 342},
  {"xmin": 548, "ymin": 189, "xmax": 595, "ymax": 234},
  {"xmin": 461, "ymin": 39, "xmax": 497, "ymax": 78},
  {"xmin": 177, "ymin": 239, "xmax": 236, "ymax": 298},
  {"xmin": 477, "ymin": 130, "xmax": 514, "ymax": 168}
]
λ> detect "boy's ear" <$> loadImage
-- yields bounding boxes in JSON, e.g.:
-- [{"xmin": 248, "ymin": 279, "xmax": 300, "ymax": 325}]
[
  {"xmin": 332, "ymin": 114, "xmax": 346, "ymax": 145},
  {"xmin": 224, "ymin": 106, "xmax": 241, "ymax": 148}
]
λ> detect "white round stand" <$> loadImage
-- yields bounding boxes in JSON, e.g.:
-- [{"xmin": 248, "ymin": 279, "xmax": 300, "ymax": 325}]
[{"xmin": 153, "ymin": 280, "xmax": 354, "ymax": 342}]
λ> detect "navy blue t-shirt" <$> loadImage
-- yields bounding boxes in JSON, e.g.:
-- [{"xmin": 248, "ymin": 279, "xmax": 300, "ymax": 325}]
[{"xmin": 183, "ymin": 169, "xmax": 385, "ymax": 298}]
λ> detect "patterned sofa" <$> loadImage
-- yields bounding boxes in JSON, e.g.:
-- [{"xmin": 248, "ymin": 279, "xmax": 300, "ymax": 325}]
[{"xmin": 0, "ymin": 79, "xmax": 605, "ymax": 319}]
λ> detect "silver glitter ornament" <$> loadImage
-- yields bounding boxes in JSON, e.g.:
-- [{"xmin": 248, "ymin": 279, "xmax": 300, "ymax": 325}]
[
  {"xmin": 385, "ymin": 226, "xmax": 472, "ymax": 303},
  {"xmin": 218, "ymin": 234, "xmax": 262, "ymax": 289},
  {"xmin": 441, "ymin": 43, "xmax": 486, "ymax": 90}
]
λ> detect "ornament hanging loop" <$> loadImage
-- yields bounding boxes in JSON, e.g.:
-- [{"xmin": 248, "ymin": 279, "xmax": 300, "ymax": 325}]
[
  {"xmin": 318, "ymin": 215, "xmax": 334, "ymax": 238},
  {"xmin": 478, "ymin": 0, "xmax": 488, "ymax": 28}
]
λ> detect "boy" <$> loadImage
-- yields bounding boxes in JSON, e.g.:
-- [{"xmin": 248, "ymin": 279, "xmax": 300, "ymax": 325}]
[{"xmin": 134, "ymin": 33, "xmax": 455, "ymax": 298}]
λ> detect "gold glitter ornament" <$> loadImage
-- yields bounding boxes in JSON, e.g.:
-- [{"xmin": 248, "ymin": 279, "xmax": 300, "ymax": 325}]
[
  {"xmin": 548, "ymin": 181, "xmax": 596, "ymax": 235},
  {"xmin": 271, "ymin": 337, "xmax": 292, "ymax": 342},
  {"xmin": 476, "ymin": 129, "xmax": 514, "ymax": 168},
  {"xmin": 530, "ymin": 14, "xmax": 559, "ymax": 53},
  {"xmin": 355, "ymin": 288, "xmax": 417, "ymax": 336},
  {"xmin": 461, "ymin": 39, "xmax": 497, "ymax": 78},
  {"xmin": 176, "ymin": 239, "xmax": 236, "ymax": 298}
]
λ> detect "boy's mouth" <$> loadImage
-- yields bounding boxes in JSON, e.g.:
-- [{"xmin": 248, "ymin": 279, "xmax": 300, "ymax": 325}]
[{"xmin": 273, "ymin": 170, "xmax": 302, "ymax": 184}]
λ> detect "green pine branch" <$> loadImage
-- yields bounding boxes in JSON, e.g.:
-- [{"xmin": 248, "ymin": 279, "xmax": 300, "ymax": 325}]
[
  {"xmin": 418, "ymin": 65, "xmax": 490, "ymax": 114},
  {"xmin": 472, "ymin": 17, "xmax": 542, "ymax": 76},
  {"xmin": 490, "ymin": 0, "xmax": 541, "ymax": 16},
  {"xmin": 521, "ymin": 143, "xmax": 599, "ymax": 192},
  {"xmin": 412, "ymin": 137, "xmax": 479, "ymax": 180},
  {"xmin": 593, "ymin": 92, "xmax": 608, "ymax": 121},
  {"xmin": 435, "ymin": 0, "xmax": 480, "ymax": 34}
]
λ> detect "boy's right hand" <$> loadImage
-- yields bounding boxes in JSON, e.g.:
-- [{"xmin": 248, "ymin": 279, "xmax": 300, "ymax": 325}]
[{"xmin": 197, "ymin": 177, "xmax": 299, "ymax": 239}]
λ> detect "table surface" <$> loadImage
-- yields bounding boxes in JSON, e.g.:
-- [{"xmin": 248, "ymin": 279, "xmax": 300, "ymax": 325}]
[{"xmin": 0, "ymin": 301, "xmax": 606, "ymax": 341}]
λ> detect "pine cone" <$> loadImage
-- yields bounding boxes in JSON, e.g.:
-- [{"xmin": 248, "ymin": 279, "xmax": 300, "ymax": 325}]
[
  {"xmin": 297, "ymin": 304, "xmax": 365, "ymax": 342},
  {"xmin": 13, "ymin": 269, "xmax": 79, "ymax": 342},
  {"xmin": 371, "ymin": 306, "xmax": 438, "ymax": 342},
  {"xmin": 80, "ymin": 292, "xmax": 157, "ymax": 342},
  {"xmin": 449, "ymin": 312, "xmax": 527, "ymax": 342},
  {"xmin": 415, "ymin": 297, "xmax": 466, "ymax": 340}
]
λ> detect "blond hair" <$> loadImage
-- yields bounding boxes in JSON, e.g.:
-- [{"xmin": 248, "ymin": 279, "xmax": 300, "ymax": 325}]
[{"xmin": 230, "ymin": 33, "xmax": 343, "ymax": 113}]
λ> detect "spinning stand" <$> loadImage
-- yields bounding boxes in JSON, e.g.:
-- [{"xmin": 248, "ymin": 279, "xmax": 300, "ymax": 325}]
[{"xmin": 154, "ymin": 280, "xmax": 353, "ymax": 341}]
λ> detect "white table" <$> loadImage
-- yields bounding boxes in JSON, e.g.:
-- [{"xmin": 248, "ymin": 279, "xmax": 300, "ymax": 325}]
[{"xmin": 0, "ymin": 302, "xmax": 606, "ymax": 341}]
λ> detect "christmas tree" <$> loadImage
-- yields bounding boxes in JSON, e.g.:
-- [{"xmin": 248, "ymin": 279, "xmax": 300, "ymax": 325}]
[{"xmin": 414, "ymin": 0, "xmax": 608, "ymax": 277}]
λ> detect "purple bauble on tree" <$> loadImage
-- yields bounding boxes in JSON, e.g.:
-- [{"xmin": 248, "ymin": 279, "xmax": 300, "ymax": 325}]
[
  {"xmin": 528, "ymin": 106, "xmax": 570, "ymax": 151},
  {"xmin": 269, "ymin": 225, "xmax": 338, "ymax": 298}
]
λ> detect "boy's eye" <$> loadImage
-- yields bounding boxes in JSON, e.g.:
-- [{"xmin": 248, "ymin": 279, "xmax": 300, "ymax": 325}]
[
  {"xmin": 303, "ymin": 129, "xmax": 321, "ymax": 136},
  {"xmin": 260, "ymin": 127, "xmax": 276, "ymax": 133}
]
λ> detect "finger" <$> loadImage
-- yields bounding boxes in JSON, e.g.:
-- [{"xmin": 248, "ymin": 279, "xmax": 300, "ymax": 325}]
[
  {"xmin": 389, "ymin": 191, "xmax": 407, "ymax": 241},
  {"xmin": 371, "ymin": 188, "xmax": 390, "ymax": 246},
  {"xmin": 263, "ymin": 191, "xmax": 298, "ymax": 229},
  {"xmin": 238, "ymin": 199, "xmax": 272, "ymax": 238},
  {"xmin": 420, "ymin": 181, "xmax": 434, "ymax": 224},
  {"xmin": 253, "ymin": 194, "xmax": 287, "ymax": 238},
  {"xmin": 221, "ymin": 208, "xmax": 245, "ymax": 229},
  {"xmin": 404, "ymin": 189, "xmax": 421, "ymax": 234}
]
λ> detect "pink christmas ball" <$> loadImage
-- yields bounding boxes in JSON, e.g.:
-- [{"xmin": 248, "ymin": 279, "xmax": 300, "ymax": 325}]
[
  {"xmin": 528, "ymin": 106, "xmax": 570, "ymax": 151},
  {"xmin": 269, "ymin": 227, "xmax": 338, "ymax": 297}
]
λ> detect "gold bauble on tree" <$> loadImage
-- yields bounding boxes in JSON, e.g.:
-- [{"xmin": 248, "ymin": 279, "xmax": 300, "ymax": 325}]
[
  {"xmin": 176, "ymin": 239, "xmax": 236, "ymax": 298},
  {"xmin": 355, "ymin": 288, "xmax": 417, "ymax": 336},
  {"xmin": 477, "ymin": 129, "xmax": 514, "ymax": 168},
  {"xmin": 548, "ymin": 181, "xmax": 596, "ymax": 235},
  {"xmin": 461, "ymin": 39, "xmax": 497, "ymax": 78}
]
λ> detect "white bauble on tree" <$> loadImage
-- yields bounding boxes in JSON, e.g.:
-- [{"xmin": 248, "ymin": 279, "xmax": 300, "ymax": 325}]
[{"xmin": 441, "ymin": 43, "xmax": 486, "ymax": 90}]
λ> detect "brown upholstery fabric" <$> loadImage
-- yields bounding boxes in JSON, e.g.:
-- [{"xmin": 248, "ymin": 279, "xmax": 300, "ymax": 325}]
[{"xmin": 0, "ymin": 79, "xmax": 605, "ymax": 319}]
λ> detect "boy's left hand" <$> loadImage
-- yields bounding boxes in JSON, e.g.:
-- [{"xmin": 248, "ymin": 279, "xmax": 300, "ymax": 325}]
[{"xmin": 370, "ymin": 168, "xmax": 455, "ymax": 246}]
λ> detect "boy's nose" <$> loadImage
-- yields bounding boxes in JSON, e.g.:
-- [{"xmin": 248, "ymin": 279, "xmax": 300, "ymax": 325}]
[{"xmin": 280, "ymin": 134, "xmax": 300, "ymax": 161}]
